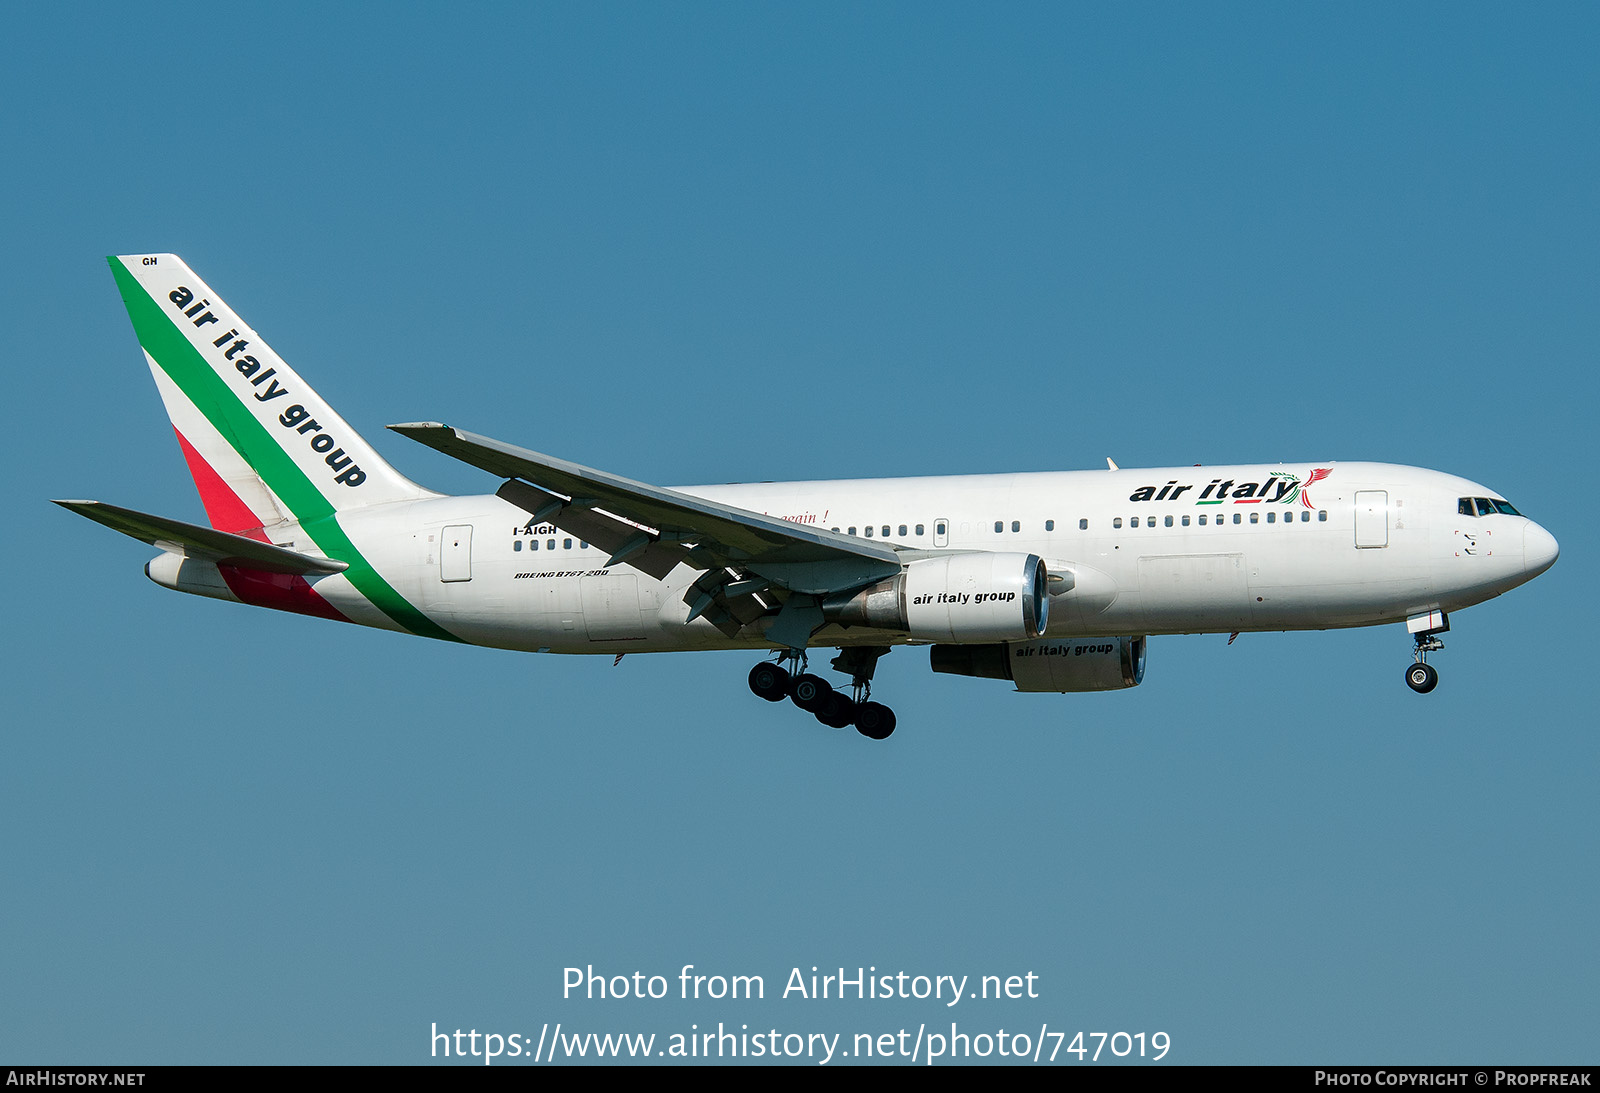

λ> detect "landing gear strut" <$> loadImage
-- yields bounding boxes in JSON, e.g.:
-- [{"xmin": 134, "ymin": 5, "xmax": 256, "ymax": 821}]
[
  {"xmin": 833, "ymin": 647, "xmax": 896, "ymax": 739},
  {"xmin": 745, "ymin": 647, "xmax": 897, "ymax": 739},
  {"xmin": 1406, "ymin": 631, "xmax": 1444, "ymax": 694}
]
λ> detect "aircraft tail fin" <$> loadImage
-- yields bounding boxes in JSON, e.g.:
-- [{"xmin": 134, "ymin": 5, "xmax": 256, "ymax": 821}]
[{"xmin": 107, "ymin": 254, "xmax": 432, "ymax": 534}]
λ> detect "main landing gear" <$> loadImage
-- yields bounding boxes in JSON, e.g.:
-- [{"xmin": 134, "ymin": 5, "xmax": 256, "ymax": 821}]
[
  {"xmin": 1406, "ymin": 631, "xmax": 1444, "ymax": 694},
  {"xmin": 747, "ymin": 647, "xmax": 897, "ymax": 739}
]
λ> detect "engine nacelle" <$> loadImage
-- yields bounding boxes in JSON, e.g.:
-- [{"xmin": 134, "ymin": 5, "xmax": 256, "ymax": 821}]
[
  {"xmin": 930, "ymin": 636, "xmax": 1147, "ymax": 692},
  {"xmin": 822, "ymin": 553, "xmax": 1049, "ymax": 643}
]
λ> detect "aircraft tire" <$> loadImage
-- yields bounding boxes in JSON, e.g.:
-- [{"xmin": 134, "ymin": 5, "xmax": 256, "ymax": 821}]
[
  {"xmin": 1406, "ymin": 663, "xmax": 1438, "ymax": 693},
  {"xmin": 790, "ymin": 673, "xmax": 833, "ymax": 713},
  {"xmin": 815, "ymin": 692, "xmax": 856, "ymax": 729},
  {"xmin": 854, "ymin": 702, "xmax": 896, "ymax": 740},
  {"xmin": 749, "ymin": 663, "xmax": 792, "ymax": 702}
]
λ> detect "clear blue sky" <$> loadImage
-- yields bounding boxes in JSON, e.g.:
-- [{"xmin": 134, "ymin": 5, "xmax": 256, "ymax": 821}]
[{"xmin": 2, "ymin": 3, "xmax": 1594, "ymax": 1064}]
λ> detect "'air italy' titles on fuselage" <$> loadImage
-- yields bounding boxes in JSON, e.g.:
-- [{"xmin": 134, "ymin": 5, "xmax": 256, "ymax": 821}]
[{"xmin": 1127, "ymin": 467, "xmax": 1333, "ymax": 507}]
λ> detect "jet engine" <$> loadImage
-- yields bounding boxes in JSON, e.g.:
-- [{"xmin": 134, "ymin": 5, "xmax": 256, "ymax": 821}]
[
  {"xmin": 821, "ymin": 553, "xmax": 1049, "ymax": 643},
  {"xmin": 930, "ymin": 636, "xmax": 1147, "ymax": 692}
]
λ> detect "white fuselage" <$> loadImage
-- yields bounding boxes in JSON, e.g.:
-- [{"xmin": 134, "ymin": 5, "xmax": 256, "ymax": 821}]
[{"xmin": 310, "ymin": 461, "xmax": 1556, "ymax": 654}]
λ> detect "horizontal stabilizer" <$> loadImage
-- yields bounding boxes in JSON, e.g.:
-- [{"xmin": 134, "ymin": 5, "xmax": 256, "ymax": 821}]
[{"xmin": 53, "ymin": 500, "xmax": 349, "ymax": 576}]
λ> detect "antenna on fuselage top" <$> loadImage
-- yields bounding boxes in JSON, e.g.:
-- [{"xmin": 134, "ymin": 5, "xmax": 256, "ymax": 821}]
[{"xmin": 1106, "ymin": 457, "xmax": 1119, "ymax": 471}]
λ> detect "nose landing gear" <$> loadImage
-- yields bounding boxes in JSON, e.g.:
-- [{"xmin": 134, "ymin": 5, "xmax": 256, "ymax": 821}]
[
  {"xmin": 745, "ymin": 647, "xmax": 897, "ymax": 739},
  {"xmin": 1406, "ymin": 632, "xmax": 1444, "ymax": 694}
]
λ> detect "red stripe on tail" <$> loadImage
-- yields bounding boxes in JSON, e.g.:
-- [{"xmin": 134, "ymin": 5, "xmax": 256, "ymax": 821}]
[
  {"xmin": 175, "ymin": 429, "xmax": 350, "ymax": 623},
  {"xmin": 173, "ymin": 428, "xmax": 271, "ymax": 541}
]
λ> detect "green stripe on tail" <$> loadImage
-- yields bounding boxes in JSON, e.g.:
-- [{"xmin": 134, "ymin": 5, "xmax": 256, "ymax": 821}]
[{"xmin": 109, "ymin": 257, "xmax": 460, "ymax": 642}]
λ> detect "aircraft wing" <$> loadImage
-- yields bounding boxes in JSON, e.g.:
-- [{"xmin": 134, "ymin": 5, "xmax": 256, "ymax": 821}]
[
  {"xmin": 388, "ymin": 423, "xmax": 905, "ymax": 598},
  {"xmin": 53, "ymin": 500, "xmax": 350, "ymax": 576}
]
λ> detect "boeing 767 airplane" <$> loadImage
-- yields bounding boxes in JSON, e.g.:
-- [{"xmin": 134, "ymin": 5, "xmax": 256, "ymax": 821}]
[{"xmin": 58, "ymin": 254, "xmax": 1560, "ymax": 739}]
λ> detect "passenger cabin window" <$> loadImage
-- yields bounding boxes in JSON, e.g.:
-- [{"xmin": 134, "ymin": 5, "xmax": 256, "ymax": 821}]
[
  {"xmin": 514, "ymin": 540, "xmax": 522, "ymax": 551},
  {"xmin": 1267, "ymin": 511, "xmax": 1275, "ymax": 523},
  {"xmin": 1318, "ymin": 510, "xmax": 1327, "ymax": 521},
  {"xmin": 915, "ymin": 524, "xmax": 924, "ymax": 536},
  {"xmin": 1165, "ymin": 515, "xmax": 1174, "ymax": 527},
  {"xmin": 1233, "ymin": 513, "xmax": 1242, "ymax": 524},
  {"xmin": 898, "ymin": 524, "xmax": 907, "ymax": 537},
  {"xmin": 1078, "ymin": 519, "xmax": 1088, "ymax": 530},
  {"xmin": 1250, "ymin": 512, "xmax": 1259, "ymax": 524},
  {"xmin": 1181, "ymin": 515, "xmax": 1190, "ymax": 526},
  {"xmin": 994, "ymin": 521, "xmax": 1003, "ymax": 533},
  {"xmin": 1045, "ymin": 519, "xmax": 1055, "ymax": 531},
  {"xmin": 936, "ymin": 521, "xmax": 947, "ymax": 536},
  {"xmin": 1011, "ymin": 520, "xmax": 1020, "ymax": 532},
  {"xmin": 848, "ymin": 526, "xmax": 856, "ymax": 536},
  {"xmin": 864, "ymin": 526, "xmax": 873, "ymax": 537},
  {"xmin": 1113, "ymin": 517, "xmax": 1123, "ymax": 529}
]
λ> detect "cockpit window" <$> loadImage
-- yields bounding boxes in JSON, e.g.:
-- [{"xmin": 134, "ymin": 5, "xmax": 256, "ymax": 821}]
[{"xmin": 1461, "ymin": 496, "xmax": 1522, "ymax": 517}]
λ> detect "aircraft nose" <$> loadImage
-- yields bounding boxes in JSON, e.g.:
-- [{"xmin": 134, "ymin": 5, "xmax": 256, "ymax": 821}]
[{"xmin": 1522, "ymin": 521, "xmax": 1559, "ymax": 578}]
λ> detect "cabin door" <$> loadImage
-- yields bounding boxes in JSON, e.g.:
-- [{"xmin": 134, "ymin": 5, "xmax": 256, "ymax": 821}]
[
  {"xmin": 1354, "ymin": 491, "xmax": 1388, "ymax": 549},
  {"xmin": 440, "ymin": 525, "xmax": 473, "ymax": 581}
]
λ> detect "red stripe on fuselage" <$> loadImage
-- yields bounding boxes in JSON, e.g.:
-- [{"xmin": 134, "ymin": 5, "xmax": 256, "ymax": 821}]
[
  {"xmin": 173, "ymin": 427, "xmax": 271, "ymax": 541},
  {"xmin": 217, "ymin": 565, "xmax": 352, "ymax": 623}
]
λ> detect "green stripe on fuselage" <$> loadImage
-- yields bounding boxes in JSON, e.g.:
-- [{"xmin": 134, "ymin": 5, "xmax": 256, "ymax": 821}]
[{"xmin": 109, "ymin": 257, "xmax": 460, "ymax": 642}]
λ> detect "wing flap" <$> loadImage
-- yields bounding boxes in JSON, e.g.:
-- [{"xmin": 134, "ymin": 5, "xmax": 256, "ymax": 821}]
[
  {"xmin": 54, "ymin": 500, "xmax": 350, "ymax": 576},
  {"xmin": 495, "ymin": 480, "xmax": 690, "ymax": 581}
]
